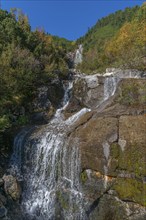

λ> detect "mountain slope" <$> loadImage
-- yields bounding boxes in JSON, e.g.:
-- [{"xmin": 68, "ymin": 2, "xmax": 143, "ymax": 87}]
[
  {"xmin": 0, "ymin": 8, "xmax": 73, "ymax": 147},
  {"xmin": 76, "ymin": 4, "xmax": 146, "ymax": 73}
]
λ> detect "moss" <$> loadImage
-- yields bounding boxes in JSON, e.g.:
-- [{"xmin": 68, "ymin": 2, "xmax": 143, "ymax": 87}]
[
  {"xmin": 110, "ymin": 141, "xmax": 146, "ymax": 204},
  {"xmin": 113, "ymin": 178, "xmax": 146, "ymax": 206},
  {"xmin": 80, "ymin": 170, "xmax": 88, "ymax": 183},
  {"xmin": 117, "ymin": 80, "xmax": 146, "ymax": 106},
  {"xmin": 108, "ymin": 143, "xmax": 120, "ymax": 175},
  {"xmin": 110, "ymin": 143, "xmax": 120, "ymax": 159},
  {"xmin": 118, "ymin": 143, "xmax": 146, "ymax": 177}
]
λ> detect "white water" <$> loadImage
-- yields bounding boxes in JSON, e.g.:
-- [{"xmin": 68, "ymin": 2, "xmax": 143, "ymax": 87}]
[
  {"xmin": 104, "ymin": 77, "xmax": 120, "ymax": 101},
  {"xmin": 21, "ymin": 126, "xmax": 85, "ymax": 219},
  {"xmin": 74, "ymin": 44, "xmax": 83, "ymax": 65},
  {"xmin": 8, "ymin": 128, "xmax": 34, "ymax": 181},
  {"xmin": 10, "ymin": 81, "xmax": 87, "ymax": 220},
  {"xmin": 65, "ymin": 108, "xmax": 91, "ymax": 125},
  {"xmin": 9, "ymin": 75, "xmax": 120, "ymax": 219}
]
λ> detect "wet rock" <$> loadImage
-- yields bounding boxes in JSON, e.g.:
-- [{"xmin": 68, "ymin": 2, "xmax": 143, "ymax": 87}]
[
  {"xmin": 30, "ymin": 106, "xmax": 55, "ymax": 125},
  {"xmin": 0, "ymin": 179, "xmax": 3, "ymax": 187},
  {"xmin": 64, "ymin": 98, "xmax": 83, "ymax": 119},
  {"xmin": 0, "ymin": 168, "xmax": 3, "ymax": 180},
  {"xmin": 2, "ymin": 175, "xmax": 21, "ymax": 200},
  {"xmin": 0, "ymin": 206, "xmax": 7, "ymax": 218},
  {"xmin": 0, "ymin": 193, "xmax": 7, "ymax": 206},
  {"xmin": 5, "ymin": 198, "xmax": 23, "ymax": 220}
]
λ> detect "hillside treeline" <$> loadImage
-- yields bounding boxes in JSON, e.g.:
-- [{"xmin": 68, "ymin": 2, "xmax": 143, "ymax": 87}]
[
  {"xmin": 0, "ymin": 8, "xmax": 73, "ymax": 142},
  {"xmin": 77, "ymin": 4, "xmax": 146, "ymax": 73}
]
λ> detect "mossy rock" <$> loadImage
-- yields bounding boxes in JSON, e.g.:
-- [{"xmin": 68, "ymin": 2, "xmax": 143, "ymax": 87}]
[
  {"xmin": 110, "ymin": 143, "xmax": 120, "ymax": 159},
  {"xmin": 113, "ymin": 178, "xmax": 146, "ymax": 206},
  {"xmin": 110, "ymin": 141, "xmax": 145, "ymax": 177},
  {"xmin": 80, "ymin": 170, "xmax": 88, "ymax": 183},
  {"xmin": 116, "ymin": 79, "xmax": 146, "ymax": 106},
  {"xmin": 118, "ymin": 143, "xmax": 146, "ymax": 177},
  {"xmin": 89, "ymin": 194, "xmax": 128, "ymax": 220}
]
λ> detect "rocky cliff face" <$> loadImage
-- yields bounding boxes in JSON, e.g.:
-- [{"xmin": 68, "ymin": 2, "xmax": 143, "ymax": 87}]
[
  {"xmin": 0, "ymin": 69, "xmax": 146, "ymax": 220},
  {"xmin": 67, "ymin": 76, "xmax": 146, "ymax": 219}
]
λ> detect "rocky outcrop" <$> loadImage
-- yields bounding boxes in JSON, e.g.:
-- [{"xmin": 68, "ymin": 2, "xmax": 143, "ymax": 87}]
[
  {"xmin": 0, "ymin": 206, "xmax": 7, "ymax": 219},
  {"xmin": 75, "ymin": 75, "xmax": 105, "ymax": 107},
  {"xmin": 2, "ymin": 175, "xmax": 21, "ymax": 200},
  {"xmin": 31, "ymin": 78, "xmax": 64, "ymax": 124},
  {"xmin": 65, "ymin": 74, "xmax": 105, "ymax": 112},
  {"xmin": 65, "ymin": 70, "xmax": 146, "ymax": 115},
  {"xmin": 67, "ymin": 77, "xmax": 146, "ymax": 219},
  {"xmin": 0, "ymin": 175, "xmax": 22, "ymax": 220}
]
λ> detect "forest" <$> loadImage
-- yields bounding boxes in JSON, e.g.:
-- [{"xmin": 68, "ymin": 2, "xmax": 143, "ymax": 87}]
[
  {"xmin": 0, "ymin": 8, "xmax": 74, "ymax": 144},
  {"xmin": 76, "ymin": 4, "xmax": 146, "ymax": 73}
]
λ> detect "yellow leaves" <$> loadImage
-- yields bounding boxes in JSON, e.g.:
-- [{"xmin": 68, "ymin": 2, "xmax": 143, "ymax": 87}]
[
  {"xmin": 45, "ymin": 35, "xmax": 52, "ymax": 45},
  {"xmin": 12, "ymin": 95, "xmax": 23, "ymax": 105},
  {"xmin": 105, "ymin": 19, "xmax": 145, "ymax": 61},
  {"xmin": 103, "ymin": 15, "xmax": 146, "ymax": 70},
  {"xmin": 35, "ymin": 29, "xmax": 52, "ymax": 47}
]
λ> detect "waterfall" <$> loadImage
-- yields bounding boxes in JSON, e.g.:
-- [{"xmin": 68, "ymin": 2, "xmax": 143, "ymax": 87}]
[
  {"xmin": 74, "ymin": 44, "xmax": 83, "ymax": 66},
  {"xmin": 103, "ymin": 77, "xmax": 120, "ymax": 101},
  {"xmin": 94, "ymin": 76, "xmax": 120, "ymax": 109},
  {"xmin": 9, "ymin": 80, "xmax": 87, "ymax": 220},
  {"xmin": 21, "ymin": 127, "xmax": 85, "ymax": 220},
  {"xmin": 9, "ymin": 75, "xmax": 120, "ymax": 220},
  {"xmin": 53, "ymin": 81, "xmax": 73, "ymax": 121},
  {"xmin": 65, "ymin": 108, "xmax": 91, "ymax": 125},
  {"xmin": 8, "ymin": 127, "xmax": 35, "ymax": 181}
]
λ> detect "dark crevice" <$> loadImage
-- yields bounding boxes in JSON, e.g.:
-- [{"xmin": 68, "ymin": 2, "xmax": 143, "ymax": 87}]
[
  {"xmin": 85, "ymin": 196, "xmax": 101, "ymax": 217},
  {"xmin": 121, "ymin": 199, "xmax": 135, "ymax": 203},
  {"xmin": 85, "ymin": 189, "xmax": 110, "ymax": 218},
  {"xmin": 116, "ymin": 116, "xmax": 120, "ymax": 142}
]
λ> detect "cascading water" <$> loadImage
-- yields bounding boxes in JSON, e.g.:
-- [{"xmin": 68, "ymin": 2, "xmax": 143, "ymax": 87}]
[
  {"xmin": 9, "ymin": 75, "xmax": 119, "ymax": 220},
  {"xmin": 74, "ymin": 45, "xmax": 83, "ymax": 66},
  {"xmin": 9, "ymin": 80, "xmax": 89, "ymax": 220},
  {"xmin": 103, "ymin": 76, "xmax": 120, "ymax": 101},
  {"xmin": 8, "ymin": 127, "xmax": 35, "ymax": 181}
]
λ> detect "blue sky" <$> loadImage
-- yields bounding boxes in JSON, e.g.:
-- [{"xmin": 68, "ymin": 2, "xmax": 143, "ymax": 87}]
[{"xmin": 1, "ymin": 0, "xmax": 144, "ymax": 40}]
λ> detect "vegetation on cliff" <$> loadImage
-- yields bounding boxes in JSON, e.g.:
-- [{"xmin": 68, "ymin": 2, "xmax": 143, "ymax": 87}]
[
  {"xmin": 76, "ymin": 4, "xmax": 146, "ymax": 73},
  {"xmin": 0, "ymin": 8, "xmax": 74, "ymax": 145}
]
